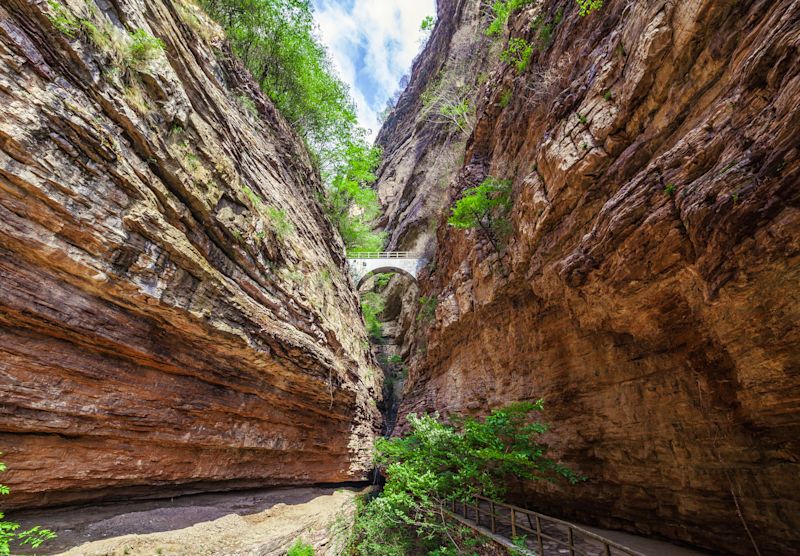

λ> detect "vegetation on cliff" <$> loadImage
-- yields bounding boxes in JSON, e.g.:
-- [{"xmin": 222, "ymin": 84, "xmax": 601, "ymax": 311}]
[
  {"xmin": 448, "ymin": 177, "xmax": 513, "ymax": 254},
  {"xmin": 199, "ymin": 0, "xmax": 384, "ymax": 251},
  {"xmin": 346, "ymin": 402, "xmax": 580, "ymax": 555},
  {"xmin": 1, "ymin": 458, "xmax": 56, "ymax": 554}
]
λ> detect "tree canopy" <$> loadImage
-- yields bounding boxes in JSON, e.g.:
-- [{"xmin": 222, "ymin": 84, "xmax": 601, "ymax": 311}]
[{"xmin": 200, "ymin": 0, "xmax": 384, "ymax": 251}]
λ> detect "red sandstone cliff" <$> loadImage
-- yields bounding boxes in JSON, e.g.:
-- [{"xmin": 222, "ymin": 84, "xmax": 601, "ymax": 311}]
[
  {"xmin": 0, "ymin": 0, "xmax": 380, "ymax": 509},
  {"xmin": 379, "ymin": 0, "xmax": 800, "ymax": 554}
]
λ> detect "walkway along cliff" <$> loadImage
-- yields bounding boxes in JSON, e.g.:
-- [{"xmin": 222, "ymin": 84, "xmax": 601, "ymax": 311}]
[
  {"xmin": 0, "ymin": 0, "xmax": 381, "ymax": 509},
  {"xmin": 373, "ymin": 1, "xmax": 800, "ymax": 555}
]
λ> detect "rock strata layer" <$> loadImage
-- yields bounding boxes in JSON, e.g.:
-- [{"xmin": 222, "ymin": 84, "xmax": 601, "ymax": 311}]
[
  {"xmin": 0, "ymin": 0, "xmax": 380, "ymax": 509},
  {"xmin": 379, "ymin": 0, "xmax": 800, "ymax": 554}
]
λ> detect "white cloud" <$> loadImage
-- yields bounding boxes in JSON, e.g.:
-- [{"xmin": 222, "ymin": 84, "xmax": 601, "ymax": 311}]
[{"xmin": 313, "ymin": 0, "xmax": 435, "ymax": 141}]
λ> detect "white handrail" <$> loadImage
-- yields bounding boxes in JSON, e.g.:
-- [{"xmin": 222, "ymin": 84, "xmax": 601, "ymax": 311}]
[{"xmin": 348, "ymin": 252, "xmax": 417, "ymax": 259}]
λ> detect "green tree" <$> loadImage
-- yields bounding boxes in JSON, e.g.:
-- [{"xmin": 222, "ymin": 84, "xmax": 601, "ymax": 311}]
[
  {"xmin": 200, "ymin": 0, "xmax": 355, "ymax": 158},
  {"xmin": 1, "ymin": 456, "xmax": 57, "ymax": 555},
  {"xmin": 448, "ymin": 177, "xmax": 513, "ymax": 254},
  {"xmin": 360, "ymin": 292, "xmax": 385, "ymax": 341},
  {"xmin": 322, "ymin": 139, "xmax": 385, "ymax": 252},
  {"xmin": 501, "ymin": 37, "xmax": 533, "ymax": 73},
  {"xmin": 199, "ymin": 0, "xmax": 384, "ymax": 252},
  {"xmin": 348, "ymin": 402, "xmax": 581, "ymax": 554}
]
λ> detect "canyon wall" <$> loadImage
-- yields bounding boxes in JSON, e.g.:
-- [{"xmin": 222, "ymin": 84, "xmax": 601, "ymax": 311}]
[
  {"xmin": 380, "ymin": 0, "xmax": 800, "ymax": 554},
  {"xmin": 0, "ymin": 0, "xmax": 380, "ymax": 509}
]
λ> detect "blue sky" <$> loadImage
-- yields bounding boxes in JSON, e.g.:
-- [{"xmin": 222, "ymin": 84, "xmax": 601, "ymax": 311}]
[{"xmin": 312, "ymin": 0, "xmax": 436, "ymax": 140}]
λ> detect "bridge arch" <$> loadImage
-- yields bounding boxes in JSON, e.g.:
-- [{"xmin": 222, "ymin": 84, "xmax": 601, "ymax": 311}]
[
  {"xmin": 355, "ymin": 266, "xmax": 417, "ymax": 289},
  {"xmin": 347, "ymin": 252, "xmax": 422, "ymax": 288}
]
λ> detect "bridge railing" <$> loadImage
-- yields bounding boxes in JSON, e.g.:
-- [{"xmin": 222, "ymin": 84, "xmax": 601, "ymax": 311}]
[
  {"xmin": 348, "ymin": 251, "xmax": 416, "ymax": 259},
  {"xmin": 449, "ymin": 495, "xmax": 646, "ymax": 556}
]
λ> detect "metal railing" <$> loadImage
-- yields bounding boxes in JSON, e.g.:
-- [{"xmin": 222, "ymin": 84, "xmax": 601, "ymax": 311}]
[
  {"xmin": 449, "ymin": 495, "xmax": 646, "ymax": 556},
  {"xmin": 347, "ymin": 251, "xmax": 417, "ymax": 259}
]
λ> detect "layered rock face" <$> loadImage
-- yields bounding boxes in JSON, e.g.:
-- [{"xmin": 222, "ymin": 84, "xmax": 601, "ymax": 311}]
[
  {"xmin": 0, "ymin": 0, "xmax": 380, "ymax": 509},
  {"xmin": 374, "ymin": 0, "xmax": 496, "ymax": 256},
  {"xmin": 380, "ymin": 0, "xmax": 800, "ymax": 554}
]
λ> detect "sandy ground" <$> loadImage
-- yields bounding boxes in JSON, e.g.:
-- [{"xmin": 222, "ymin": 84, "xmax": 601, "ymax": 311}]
[{"xmin": 11, "ymin": 487, "xmax": 365, "ymax": 556}]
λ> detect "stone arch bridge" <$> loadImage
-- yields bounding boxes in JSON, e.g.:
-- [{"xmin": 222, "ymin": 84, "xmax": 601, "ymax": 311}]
[{"xmin": 347, "ymin": 252, "xmax": 422, "ymax": 288}]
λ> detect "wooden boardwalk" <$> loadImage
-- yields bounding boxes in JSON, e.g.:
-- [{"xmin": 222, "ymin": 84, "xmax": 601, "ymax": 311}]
[{"xmin": 448, "ymin": 496, "xmax": 647, "ymax": 556}]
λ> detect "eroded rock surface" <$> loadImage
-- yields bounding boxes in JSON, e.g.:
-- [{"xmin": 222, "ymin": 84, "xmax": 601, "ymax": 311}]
[
  {"xmin": 380, "ymin": 0, "xmax": 800, "ymax": 554},
  {"xmin": 0, "ymin": 0, "xmax": 380, "ymax": 509}
]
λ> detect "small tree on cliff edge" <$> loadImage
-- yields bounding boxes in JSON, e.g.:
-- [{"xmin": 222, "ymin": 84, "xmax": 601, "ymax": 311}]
[
  {"xmin": 1, "ymin": 455, "xmax": 57, "ymax": 555},
  {"xmin": 448, "ymin": 176, "xmax": 513, "ymax": 256}
]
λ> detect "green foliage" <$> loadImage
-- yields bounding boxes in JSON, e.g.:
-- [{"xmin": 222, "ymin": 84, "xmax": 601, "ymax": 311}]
[
  {"xmin": 200, "ymin": 1, "xmax": 384, "ymax": 251},
  {"xmin": 287, "ymin": 538, "xmax": 315, "ymax": 556},
  {"xmin": 1, "ymin": 456, "xmax": 57, "ymax": 555},
  {"xmin": 421, "ymin": 69, "xmax": 474, "ymax": 135},
  {"xmin": 485, "ymin": 0, "xmax": 535, "ymax": 37},
  {"xmin": 603, "ymin": 89, "xmax": 613, "ymax": 101},
  {"xmin": 360, "ymin": 292, "xmax": 385, "ymax": 341},
  {"xmin": 530, "ymin": 8, "xmax": 563, "ymax": 51},
  {"xmin": 387, "ymin": 354, "xmax": 404, "ymax": 366},
  {"xmin": 417, "ymin": 296, "xmax": 438, "ymax": 323},
  {"xmin": 577, "ymin": 113, "xmax": 588, "ymax": 125},
  {"xmin": 665, "ymin": 183, "xmax": 677, "ymax": 196},
  {"xmin": 577, "ymin": 0, "xmax": 604, "ymax": 16},
  {"xmin": 240, "ymin": 185, "xmax": 294, "ymax": 241},
  {"xmin": 242, "ymin": 184, "xmax": 262, "ymax": 206},
  {"xmin": 266, "ymin": 206, "xmax": 294, "ymax": 239},
  {"xmin": 439, "ymin": 99, "xmax": 471, "ymax": 133},
  {"xmin": 347, "ymin": 403, "xmax": 581, "ymax": 554},
  {"xmin": 200, "ymin": 1, "xmax": 357, "ymax": 162},
  {"xmin": 501, "ymin": 37, "xmax": 533, "ymax": 73},
  {"xmin": 238, "ymin": 94, "xmax": 259, "ymax": 118},
  {"xmin": 322, "ymin": 140, "xmax": 386, "ymax": 252},
  {"xmin": 448, "ymin": 177, "xmax": 513, "ymax": 254},
  {"xmin": 47, "ymin": 1, "xmax": 80, "ymax": 37},
  {"xmin": 126, "ymin": 28, "xmax": 165, "ymax": 69},
  {"xmin": 374, "ymin": 273, "xmax": 392, "ymax": 289},
  {"xmin": 420, "ymin": 15, "xmax": 436, "ymax": 32},
  {"xmin": 499, "ymin": 89, "xmax": 513, "ymax": 108}
]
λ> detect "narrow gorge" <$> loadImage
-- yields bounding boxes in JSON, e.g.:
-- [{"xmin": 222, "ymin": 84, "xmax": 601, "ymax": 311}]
[{"xmin": 1, "ymin": 0, "xmax": 798, "ymax": 555}]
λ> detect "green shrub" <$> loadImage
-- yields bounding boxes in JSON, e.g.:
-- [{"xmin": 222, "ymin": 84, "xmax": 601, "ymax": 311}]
[
  {"xmin": 438, "ymin": 99, "xmax": 471, "ymax": 133},
  {"xmin": 347, "ymin": 402, "xmax": 581, "ymax": 554},
  {"xmin": 501, "ymin": 37, "xmax": 533, "ymax": 73},
  {"xmin": 199, "ymin": 1, "xmax": 385, "ymax": 252},
  {"xmin": 531, "ymin": 7, "xmax": 563, "ymax": 51},
  {"xmin": 287, "ymin": 538, "xmax": 314, "ymax": 556},
  {"xmin": 387, "ymin": 354, "xmax": 403, "ymax": 366},
  {"xmin": 486, "ymin": 0, "xmax": 535, "ymax": 37},
  {"xmin": 664, "ymin": 183, "xmax": 677, "ymax": 196},
  {"xmin": 417, "ymin": 296, "xmax": 438, "ymax": 323},
  {"xmin": 499, "ymin": 89, "xmax": 513, "ymax": 108},
  {"xmin": 1, "ymin": 456, "xmax": 57, "ymax": 555},
  {"xmin": 448, "ymin": 177, "xmax": 513, "ymax": 254},
  {"xmin": 266, "ymin": 207, "xmax": 294, "ymax": 239},
  {"xmin": 238, "ymin": 94, "xmax": 259, "ymax": 118},
  {"xmin": 46, "ymin": 0, "xmax": 80, "ymax": 37},
  {"xmin": 126, "ymin": 28, "xmax": 165, "ymax": 69},
  {"xmin": 374, "ymin": 273, "xmax": 392, "ymax": 289},
  {"xmin": 360, "ymin": 292, "xmax": 385, "ymax": 341},
  {"xmin": 577, "ymin": 0, "xmax": 604, "ymax": 16},
  {"xmin": 322, "ymin": 141, "xmax": 385, "ymax": 253},
  {"xmin": 420, "ymin": 15, "xmax": 436, "ymax": 31}
]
